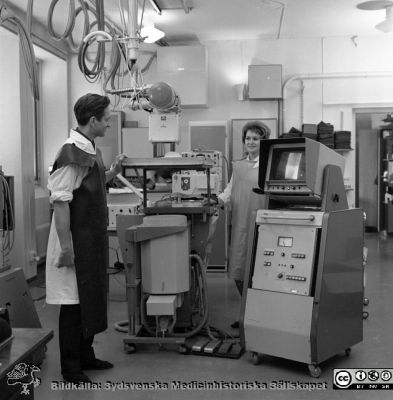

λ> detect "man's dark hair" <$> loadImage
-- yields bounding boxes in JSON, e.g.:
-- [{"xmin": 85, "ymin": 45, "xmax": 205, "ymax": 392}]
[
  {"xmin": 74, "ymin": 93, "xmax": 111, "ymax": 126},
  {"xmin": 242, "ymin": 121, "xmax": 271, "ymax": 143}
]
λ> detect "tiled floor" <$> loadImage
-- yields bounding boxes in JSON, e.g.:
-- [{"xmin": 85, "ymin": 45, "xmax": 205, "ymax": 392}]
[{"xmin": 28, "ymin": 232, "xmax": 393, "ymax": 399}]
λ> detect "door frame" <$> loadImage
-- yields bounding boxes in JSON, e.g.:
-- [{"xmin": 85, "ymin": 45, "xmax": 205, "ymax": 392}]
[{"xmin": 353, "ymin": 107, "xmax": 392, "ymax": 232}]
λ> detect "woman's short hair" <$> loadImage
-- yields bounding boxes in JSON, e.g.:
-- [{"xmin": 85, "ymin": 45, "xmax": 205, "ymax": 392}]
[
  {"xmin": 74, "ymin": 93, "xmax": 111, "ymax": 126},
  {"xmin": 242, "ymin": 121, "xmax": 271, "ymax": 143}
]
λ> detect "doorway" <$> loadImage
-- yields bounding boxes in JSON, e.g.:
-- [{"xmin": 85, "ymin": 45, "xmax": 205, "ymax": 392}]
[{"xmin": 355, "ymin": 109, "xmax": 392, "ymax": 232}]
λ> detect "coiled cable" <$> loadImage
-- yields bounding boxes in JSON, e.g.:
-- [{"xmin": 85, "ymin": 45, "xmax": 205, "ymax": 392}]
[
  {"xmin": 67, "ymin": 0, "xmax": 90, "ymax": 53},
  {"xmin": 47, "ymin": 0, "xmax": 76, "ymax": 41}
]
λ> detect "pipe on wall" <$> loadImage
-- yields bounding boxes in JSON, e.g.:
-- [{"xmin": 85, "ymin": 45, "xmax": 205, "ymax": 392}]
[{"xmin": 282, "ymin": 71, "xmax": 393, "ymax": 134}]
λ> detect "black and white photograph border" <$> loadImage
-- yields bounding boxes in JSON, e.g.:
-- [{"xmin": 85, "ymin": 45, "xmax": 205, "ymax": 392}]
[{"xmin": 1, "ymin": 0, "xmax": 393, "ymax": 399}]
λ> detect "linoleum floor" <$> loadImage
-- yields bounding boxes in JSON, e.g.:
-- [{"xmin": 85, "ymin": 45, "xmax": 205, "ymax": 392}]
[{"xmin": 29, "ymin": 232, "xmax": 393, "ymax": 399}]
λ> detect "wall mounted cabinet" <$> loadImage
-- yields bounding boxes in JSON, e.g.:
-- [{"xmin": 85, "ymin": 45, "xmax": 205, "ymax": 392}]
[
  {"xmin": 157, "ymin": 45, "xmax": 208, "ymax": 108},
  {"xmin": 248, "ymin": 64, "xmax": 282, "ymax": 100}
]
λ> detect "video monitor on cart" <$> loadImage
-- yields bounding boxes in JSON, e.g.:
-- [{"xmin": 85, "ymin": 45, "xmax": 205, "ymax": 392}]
[{"xmin": 258, "ymin": 138, "xmax": 345, "ymax": 197}]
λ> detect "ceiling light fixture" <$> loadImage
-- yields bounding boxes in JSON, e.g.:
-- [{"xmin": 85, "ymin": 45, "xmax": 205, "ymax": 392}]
[
  {"xmin": 140, "ymin": 25, "xmax": 165, "ymax": 43},
  {"xmin": 357, "ymin": 0, "xmax": 393, "ymax": 32},
  {"xmin": 375, "ymin": 5, "xmax": 393, "ymax": 32}
]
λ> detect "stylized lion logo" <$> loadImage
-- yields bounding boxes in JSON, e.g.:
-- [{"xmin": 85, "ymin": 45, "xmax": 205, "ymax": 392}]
[{"xmin": 6, "ymin": 363, "xmax": 41, "ymax": 395}]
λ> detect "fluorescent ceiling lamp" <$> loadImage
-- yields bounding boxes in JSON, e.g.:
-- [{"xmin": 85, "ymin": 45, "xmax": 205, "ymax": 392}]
[
  {"xmin": 375, "ymin": 5, "xmax": 393, "ymax": 32},
  {"xmin": 140, "ymin": 26, "xmax": 165, "ymax": 43}
]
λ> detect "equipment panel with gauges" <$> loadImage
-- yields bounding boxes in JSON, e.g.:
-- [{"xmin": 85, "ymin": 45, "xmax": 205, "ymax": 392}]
[{"xmin": 251, "ymin": 210, "xmax": 323, "ymax": 296}]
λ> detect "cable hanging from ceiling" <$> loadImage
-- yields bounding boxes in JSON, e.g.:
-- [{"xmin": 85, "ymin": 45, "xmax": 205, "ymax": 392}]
[
  {"xmin": 45, "ymin": 1, "xmax": 135, "ymax": 92},
  {"xmin": 47, "ymin": 0, "xmax": 110, "ymax": 81},
  {"xmin": 0, "ymin": 1, "xmax": 40, "ymax": 100},
  {"xmin": 45, "ymin": 0, "xmax": 179, "ymax": 113}
]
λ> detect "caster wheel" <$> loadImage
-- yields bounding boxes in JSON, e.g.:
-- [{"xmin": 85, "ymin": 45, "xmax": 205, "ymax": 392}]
[
  {"xmin": 363, "ymin": 298, "xmax": 369, "ymax": 306},
  {"xmin": 124, "ymin": 343, "xmax": 136, "ymax": 354},
  {"xmin": 345, "ymin": 348, "xmax": 351, "ymax": 357},
  {"xmin": 308, "ymin": 364, "xmax": 322, "ymax": 378},
  {"xmin": 178, "ymin": 344, "xmax": 189, "ymax": 354},
  {"xmin": 250, "ymin": 352, "xmax": 263, "ymax": 365},
  {"xmin": 363, "ymin": 311, "xmax": 369, "ymax": 319}
]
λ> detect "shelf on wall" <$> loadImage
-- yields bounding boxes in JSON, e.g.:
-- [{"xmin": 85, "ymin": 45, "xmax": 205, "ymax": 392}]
[
  {"xmin": 334, "ymin": 148, "xmax": 353, "ymax": 153},
  {"xmin": 323, "ymin": 101, "xmax": 393, "ymax": 107}
]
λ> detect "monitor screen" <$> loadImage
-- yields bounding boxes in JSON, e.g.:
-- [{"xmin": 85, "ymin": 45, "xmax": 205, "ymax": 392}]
[{"xmin": 269, "ymin": 148, "xmax": 306, "ymax": 181}]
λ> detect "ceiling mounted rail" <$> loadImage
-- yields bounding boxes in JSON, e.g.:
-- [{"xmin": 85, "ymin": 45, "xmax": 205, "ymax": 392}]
[{"xmin": 149, "ymin": 0, "xmax": 193, "ymax": 14}]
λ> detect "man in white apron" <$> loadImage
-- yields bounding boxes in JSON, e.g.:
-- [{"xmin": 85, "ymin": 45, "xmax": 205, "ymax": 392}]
[{"xmin": 46, "ymin": 93, "xmax": 126, "ymax": 383}]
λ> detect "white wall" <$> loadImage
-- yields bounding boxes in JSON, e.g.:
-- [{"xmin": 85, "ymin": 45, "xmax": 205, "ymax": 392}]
[
  {"xmin": 69, "ymin": 38, "xmax": 322, "ymax": 148},
  {"xmin": 39, "ymin": 50, "xmax": 69, "ymax": 186},
  {"xmin": 35, "ymin": 47, "xmax": 68, "ymax": 266},
  {"xmin": 20, "ymin": 43, "xmax": 39, "ymax": 279},
  {"xmin": 0, "ymin": 28, "xmax": 20, "ymax": 178},
  {"xmin": 0, "ymin": 27, "xmax": 69, "ymax": 278},
  {"xmin": 2, "ymin": 27, "xmax": 391, "ymax": 278},
  {"xmin": 0, "ymin": 28, "xmax": 31, "ymax": 276},
  {"xmin": 68, "ymin": 35, "xmax": 393, "ymax": 208}
]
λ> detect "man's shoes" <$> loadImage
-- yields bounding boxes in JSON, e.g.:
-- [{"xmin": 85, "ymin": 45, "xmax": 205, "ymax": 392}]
[
  {"xmin": 81, "ymin": 358, "xmax": 114, "ymax": 370},
  {"xmin": 62, "ymin": 372, "xmax": 91, "ymax": 384},
  {"xmin": 230, "ymin": 321, "xmax": 239, "ymax": 329}
]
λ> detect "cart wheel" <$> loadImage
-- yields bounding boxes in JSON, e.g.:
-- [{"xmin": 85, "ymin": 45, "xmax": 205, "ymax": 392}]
[
  {"xmin": 363, "ymin": 311, "xmax": 369, "ymax": 319},
  {"xmin": 345, "ymin": 348, "xmax": 351, "ymax": 357},
  {"xmin": 363, "ymin": 298, "xmax": 369, "ymax": 306},
  {"xmin": 308, "ymin": 364, "xmax": 322, "ymax": 378},
  {"xmin": 250, "ymin": 352, "xmax": 263, "ymax": 365},
  {"xmin": 178, "ymin": 344, "xmax": 189, "ymax": 354},
  {"xmin": 124, "ymin": 343, "xmax": 136, "ymax": 354}
]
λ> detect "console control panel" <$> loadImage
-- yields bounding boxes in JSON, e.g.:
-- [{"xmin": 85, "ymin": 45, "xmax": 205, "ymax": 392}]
[{"xmin": 252, "ymin": 214, "xmax": 321, "ymax": 296}]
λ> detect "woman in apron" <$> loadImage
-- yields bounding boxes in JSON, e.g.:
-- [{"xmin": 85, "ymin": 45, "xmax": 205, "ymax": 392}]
[{"xmin": 218, "ymin": 121, "xmax": 270, "ymax": 328}]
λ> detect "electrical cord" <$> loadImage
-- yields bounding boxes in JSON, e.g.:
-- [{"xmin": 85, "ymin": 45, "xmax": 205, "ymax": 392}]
[
  {"xmin": 0, "ymin": 3, "xmax": 39, "ymax": 100},
  {"xmin": 47, "ymin": 0, "xmax": 76, "ymax": 41},
  {"xmin": 142, "ymin": 254, "xmax": 211, "ymax": 339},
  {"xmin": 140, "ymin": 293, "xmax": 157, "ymax": 336},
  {"xmin": 67, "ymin": 0, "xmax": 90, "ymax": 53},
  {"xmin": 111, "ymin": 212, "xmax": 221, "ymax": 341},
  {"xmin": 46, "ymin": 0, "xmax": 110, "ymax": 80},
  {"xmin": 95, "ymin": 0, "xmax": 106, "ymax": 77},
  {"xmin": 44, "ymin": 0, "xmax": 158, "ymax": 105},
  {"xmin": 0, "ymin": 173, "xmax": 15, "ymax": 261},
  {"xmin": 31, "ymin": 293, "xmax": 46, "ymax": 302},
  {"xmin": 102, "ymin": 36, "xmax": 123, "ymax": 93},
  {"xmin": 113, "ymin": 253, "xmax": 211, "ymax": 339},
  {"xmin": 27, "ymin": 0, "xmax": 33, "ymax": 34}
]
